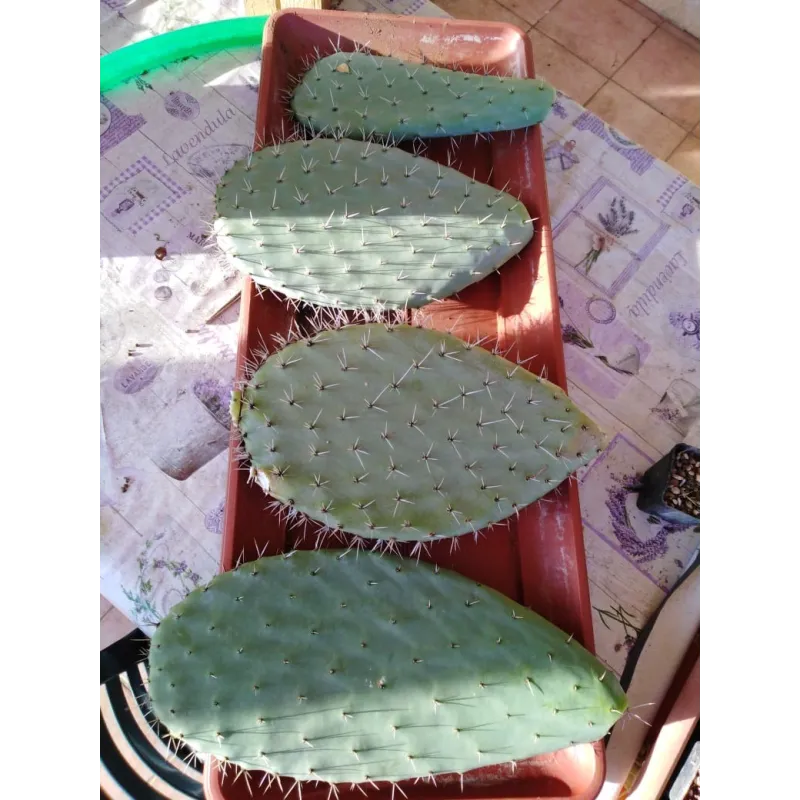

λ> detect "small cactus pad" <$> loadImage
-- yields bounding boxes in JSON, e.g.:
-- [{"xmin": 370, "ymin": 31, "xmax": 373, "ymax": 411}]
[
  {"xmin": 235, "ymin": 324, "xmax": 605, "ymax": 541},
  {"xmin": 148, "ymin": 550, "xmax": 628, "ymax": 783},
  {"xmin": 213, "ymin": 139, "xmax": 533, "ymax": 310},
  {"xmin": 291, "ymin": 53, "xmax": 556, "ymax": 141}
]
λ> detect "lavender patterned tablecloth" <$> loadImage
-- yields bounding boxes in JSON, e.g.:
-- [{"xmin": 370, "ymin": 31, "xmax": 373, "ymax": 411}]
[{"xmin": 100, "ymin": 0, "xmax": 700, "ymax": 683}]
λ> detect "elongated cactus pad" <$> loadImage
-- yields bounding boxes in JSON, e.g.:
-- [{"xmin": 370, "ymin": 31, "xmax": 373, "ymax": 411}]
[
  {"xmin": 148, "ymin": 550, "xmax": 628, "ymax": 783},
  {"xmin": 213, "ymin": 139, "xmax": 533, "ymax": 310},
  {"xmin": 234, "ymin": 324, "xmax": 605, "ymax": 542},
  {"xmin": 291, "ymin": 53, "xmax": 556, "ymax": 141}
]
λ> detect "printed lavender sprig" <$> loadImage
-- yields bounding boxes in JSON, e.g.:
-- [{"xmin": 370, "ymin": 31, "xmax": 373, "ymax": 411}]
[
  {"xmin": 599, "ymin": 197, "xmax": 639, "ymax": 238},
  {"xmin": 605, "ymin": 473, "xmax": 694, "ymax": 568},
  {"xmin": 593, "ymin": 602, "xmax": 641, "ymax": 654},
  {"xmin": 562, "ymin": 323, "xmax": 594, "ymax": 351},
  {"xmin": 577, "ymin": 197, "xmax": 640, "ymax": 276},
  {"xmin": 152, "ymin": 558, "xmax": 202, "ymax": 586}
]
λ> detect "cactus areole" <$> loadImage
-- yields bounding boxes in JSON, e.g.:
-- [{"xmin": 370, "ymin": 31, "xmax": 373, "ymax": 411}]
[
  {"xmin": 213, "ymin": 139, "xmax": 534, "ymax": 310},
  {"xmin": 291, "ymin": 53, "xmax": 557, "ymax": 141},
  {"xmin": 233, "ymin": 323, "xmax": 606, "ymax": 542},
  {"xmin": 149, "ymin": 551, "xmax": 628, "ymax": 784}
]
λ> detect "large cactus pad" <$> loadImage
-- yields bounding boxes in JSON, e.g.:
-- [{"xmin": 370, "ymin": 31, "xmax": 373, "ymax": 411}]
[
  {"xmin": 291, "ymin": 53, "xmax": 556, "ymax": 141},
  {"xmin": 149, "ymin": 550, "xmax": 627, "ymax": 783},
  {"xmin": 213, "ymin": 139, "xmax": 533, "ymax": 310},
  {"xmin": 234, "ymin": 324, "xmax": 606, "ymax": 541}
]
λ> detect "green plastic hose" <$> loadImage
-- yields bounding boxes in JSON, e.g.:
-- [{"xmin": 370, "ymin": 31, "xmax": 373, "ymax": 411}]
[{"xmin": 100, "ymin": 16, "xmax": 269, "ymax": 93}]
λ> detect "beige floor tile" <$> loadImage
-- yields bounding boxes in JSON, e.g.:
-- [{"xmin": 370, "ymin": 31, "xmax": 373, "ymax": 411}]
[
  {"xmin": 528, "ymin": 29, "xmax": 607, "ymax": 104},
  {"xmin": 101, "ymin": 594, "xmax": 113, "ymax": 618},
  {"xmin": 659, "ymin": 20, "xmax": 700, "ymax": 51},
  {"xmin": 693, "ymin": 121, "xmax": 700, "ymax": 138},
  {"xmin": 435, "ymin": 0, "xmax": 531, "ymax": 29},
  {"xmin": 537, "ymin": 0, "xmax": 656, "ymax": 76},
  {"xmin": 614, "ymin": 27, "xmax": 699, "ymax": 130},
  {"xmin": 587, "ymin": 81, "xmax": 686, "ymax": 160},
  {"xmin": 617, "ymin": 0, "xmax": 664, "ymax": 25},
  {"xmin": 667, "ymin": 134, "xmax": 700, "ymax": 185},
  {"xmin": 496, "ymin": 0, "xmax": 561, "ymax": 27},
  {"xmin": 101, "ymin": 606, "xmax": 137, "ymax": 650}
]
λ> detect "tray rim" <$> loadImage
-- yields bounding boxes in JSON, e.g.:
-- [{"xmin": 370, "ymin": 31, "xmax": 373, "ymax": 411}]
[{"xmin": 213, "ymin": 9, "xmax": 607, "ymax": 800}]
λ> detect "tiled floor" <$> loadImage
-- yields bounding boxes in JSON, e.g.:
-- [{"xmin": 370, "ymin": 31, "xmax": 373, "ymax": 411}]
[
  {"xmin": 101, "ymin": 593, "xmax": 136, "ymax": 650},
  {"xmin": 436, "ymin": 0, "xmax": 700, "ymax": 184}
]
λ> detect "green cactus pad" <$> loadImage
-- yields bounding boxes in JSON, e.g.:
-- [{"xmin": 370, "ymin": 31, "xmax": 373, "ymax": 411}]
[
  {"xmin": 148, "ymin": 550, "xmax": 628, "ymax": 783},
  {"xmin": 291, "ymin": 53, "xmax": 556, "ymax": 141},
  {"xmin": 213, "ymin": 138, "xmax": 533, "ymax": 310},
  {"xmin": 235, "ymin": 324, "xmax": 606, "ymax": 542}
]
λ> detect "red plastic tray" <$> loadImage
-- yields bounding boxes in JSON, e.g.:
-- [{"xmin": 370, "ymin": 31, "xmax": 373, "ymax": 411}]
[{"xmin": 210, "ymin": 9, "xmax": 605, "ymax": 800}]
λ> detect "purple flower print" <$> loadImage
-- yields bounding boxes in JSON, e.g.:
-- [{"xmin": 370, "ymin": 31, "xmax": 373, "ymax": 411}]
[{"xmin": 605, "ymin": 473, "xmax": 694, "ymax": 565}]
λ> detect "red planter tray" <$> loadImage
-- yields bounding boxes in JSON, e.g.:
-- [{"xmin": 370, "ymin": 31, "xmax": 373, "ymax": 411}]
[{"xmin": 210, "ymin": 9, "xmax": 605, "ymax": 800}]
